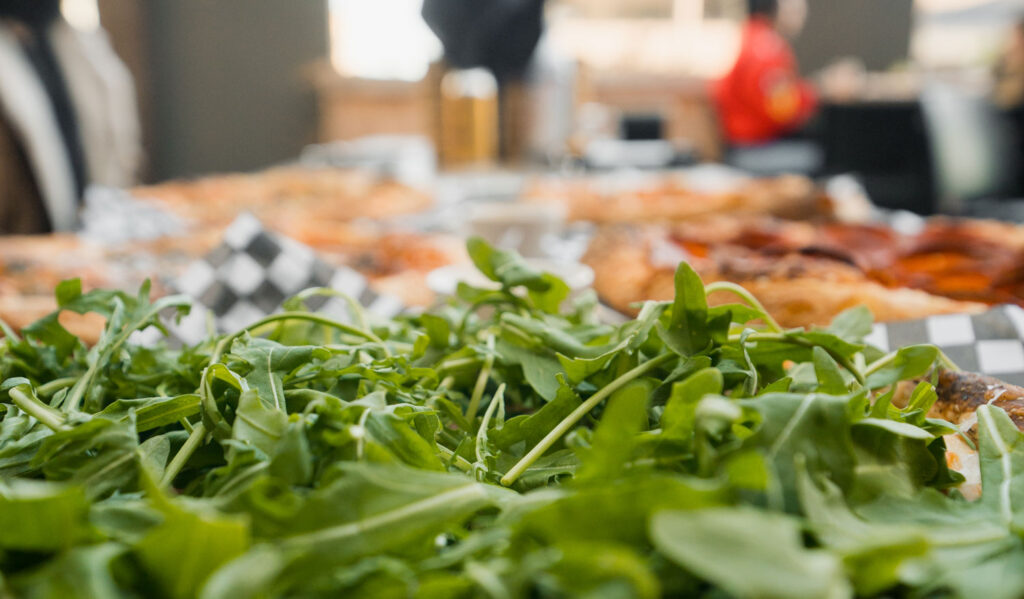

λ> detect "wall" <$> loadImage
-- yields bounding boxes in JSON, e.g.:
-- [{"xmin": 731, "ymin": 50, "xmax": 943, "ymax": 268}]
[
  {"xmin": 145, "ymin": 0, "xmax": 329, "ymax": 180},
  {"xmin": 97, "ymin": 0, "xmax": 153, "ymax": 180},
  {"xmin": 793, "ymin": 0, "xmax": 913, "ymax": 74}
]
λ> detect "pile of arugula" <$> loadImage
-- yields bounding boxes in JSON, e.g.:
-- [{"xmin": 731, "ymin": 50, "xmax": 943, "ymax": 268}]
[{"xmin": 1, "ymin": 237, "xmax": 1023, "ymax": 599}]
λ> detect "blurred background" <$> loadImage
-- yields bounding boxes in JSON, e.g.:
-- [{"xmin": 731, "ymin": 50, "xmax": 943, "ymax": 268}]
[
  {"xmin": 3, "ymin": 0, "xmax": 1024, "ymax": 338},
  {"xmin": 46, "ymin": 0, "xmax": 1024, "ymax": 210},
  {"xmin": 78, "ymin": 3, "xmax": 1011, "ymax": 198}
]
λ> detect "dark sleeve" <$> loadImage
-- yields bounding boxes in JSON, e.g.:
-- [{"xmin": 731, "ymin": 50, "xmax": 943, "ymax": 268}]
[
  {"xmin": 0, "ymin": 115, "xmax": 52, "ymax": 235},
  {"xmin": 422, "ymin": 0, "xmax": 544, "ymax": 79}
]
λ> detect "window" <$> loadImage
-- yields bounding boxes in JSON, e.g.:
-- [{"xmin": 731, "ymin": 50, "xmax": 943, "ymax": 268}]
[{"xmin": 329, "ymin": 0, "xmax": 442, "ymax": 81}]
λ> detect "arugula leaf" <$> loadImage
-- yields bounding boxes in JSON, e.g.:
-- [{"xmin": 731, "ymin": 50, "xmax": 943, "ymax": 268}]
[
  {"xmin": 21, "ymin": 313, "xmax": 80, "ymax": 364},
  {"xmin": 796, "ymin": 467, "xmax": 929, "ymax": 596},
  {"xmin": 512, "ymin": 474, "xmax": 726, "ymax": 548},
  {"xmin": 661, "ymin": 367, "xmax": 722, "ymax": 439},
  {"xmin": 33, "ymin": 417, "xmax": 142, "ymax": 499},
  {"xmin": 207, "ymin": 463, "xmax": 515, "ymax": 597},
  {"xmin": 495, "ymin": 338, "xmax": 563, "ymax": 402},
  {"xmin": 227, "ymin": 336, "xmax": 330, "ymax": 411},
  {"xmin": 2, "ymin": 242, "xmax": 1020, "ymax": 599},
  {"xmin": 739, "ymin": 392, "xmax": 862, "ymax": 509},
  {"xmin": 362, "ymin": 404, "xmax": 445, "ymax": 471},
  {"xmin": 813, "ymin": 346, "xmax": 849, "ymax": 394},
  {"xmin": 558, "ymin": 302, "xmax": 665, "ymax": 385},
  {"xmin": 976, "ymin": 405, "xmax": 1024, "ymax": 529},
  {"xmin": 232, "ymin": 389, "xmax": 287, "ymax": 457},
  {"xmin": 97, "ymin": 394, "xmax": 202, "ymax": 432},
  {"xmin": 543, "ymin": 540, "xmax": 660, "ymax": 598},
  {"xmin": 650, "ymin": 507, "xmax": 851, "ymax": 599},
  {"xmin": 0, "ymin": 479, "xmax": 93, "ymax": 551},
  {"xmin": 707, "ymin": 302, "xmax": 768, "ymax": 328},
  {"xmin": 7, "ymin": 543, "xmax": 130, "ymax": 599},
  {"xmin": 575, "ymin": 378, "xmax": 652, "ymax": 482},
  {"xmin": 527, "ymin": 273, "xmax": 570, "ymax": 314},
  {"xmin": 135, "ymin": 499, "xmax": 250, "ymax": 599},
  {"xmin": 420, "ymin": 314, "xmax": 451, "ymax": 348},
  {"xmin": 865, "ymin": 345, "xmax": 939, "ymax": 389},
  {"xmin": 827, "ymin": 306, "xmax": 874, "ymax": 344},
  {"xmin": 659, "ymin": 263, "xmax": 710, "ymax": 357},
  {"xmin": 61, "ymin": 288, "xmax": 192, "ymax": 413},
  {"xmin": 490, "ymin": 376, "xmax": 581, "ymax": 452},
  {"xmin": 466, "ymin": 236, "xmax": 548, "ymax": 292}
]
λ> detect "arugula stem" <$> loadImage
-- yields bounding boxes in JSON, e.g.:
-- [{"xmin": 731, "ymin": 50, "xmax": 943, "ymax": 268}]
[
  {"xmin": 160, "ymin": 421, "xmax": 207, "ymax": 489},
  {"xmin": 437, "ymin": 428, "xmax": 462, "ymax": 449},
  {"xmin": 9, "ymin": 387, "xmax": 69, "ymax": 432},
  {"xmin": 212, "ymin": 462, "xmax": 269, "ymax": 498},
  {"xmin": 210, "ymin": 312, "xmax": 390, "ymax": 364},
  {"xmin": 863, "ymin": 347, "xmax": 958, "ymax": 380},
  {"xmin": 64, "ymin": 353, "xmax": 115, "ymax": 414},
  {"xmin": 456, "ymin": 297, "xmax": 525, "ymax": 339},
  {"xmin": 437, "ymin": 444, "xmax": 474, "ymax": 473},
  {"xmin": 853, "ymin": 352, "xmax": 867, "ymax": 374},
  {"xmin": 35, "ymin": 377, "xmax": 78, "ymax": 397},
  {"xmin": 500, "ymin": 353, "xmax": 674, "ymax": 486},
  {"xmin": 737, "ymin": 333, "xmax": 866, "ymax": 386},
  {"xmin": 863, "ymin": 351, "xmax": 897, "ymax": 376},
  {"xmin": 0, "ymin": 316, "xmax": 20, "ymax": 342},
  {"xmin": 624, "ymin": 454, "xmax": 691, "ymax": 469},
  {"xmin": 704, "ymin": 282, "xmax": 783, "ymax": 333},
  {"xmin": 465, "ymin": 336, "xmax": 496, "ymax": 422},
  {"xmin": 354, "ymin": 407, "xmax": 372, "ymax": 460},
  {"xmin": 292, "ymin": 288, "xmax": 371, "ymax": 334},
  {"xmin": 283, "ymin": 484, "xmax": 491, "ymax": 549},
  {"xmin": 499, "ymin": 323, "xmax": 539, "ymax": 350},
  {"xmin": 937, "ymin": 350, "xmax": 961, "ymax": 373},
  {"xmin": 437, "ymin": 357, "xmax": 484, "ymax": 372},
  {"xmin": 63, "ymin": 295, "xmax": 190, "ymax": 414},
  {"xmin": 476, "ymin": 384, "xmax": 506, "ymax": 464}
]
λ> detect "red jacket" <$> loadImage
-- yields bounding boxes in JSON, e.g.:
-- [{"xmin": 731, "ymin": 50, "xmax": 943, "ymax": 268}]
[{"xmin": 713, "ymin": 19, "xmax": 817, "ymax": 146}]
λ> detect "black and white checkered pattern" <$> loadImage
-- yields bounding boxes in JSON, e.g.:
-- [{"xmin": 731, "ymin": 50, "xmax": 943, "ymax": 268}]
[
  {"xmin": 865, "ymin": 306, "xmax": 1024, "ymax": 386},
  {"xmin": 135, "ymin": 213, "xmax": 404, "ymax": 346}
]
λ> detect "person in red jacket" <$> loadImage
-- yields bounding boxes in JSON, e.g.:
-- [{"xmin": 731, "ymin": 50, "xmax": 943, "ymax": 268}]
[{"xmin": 713, "ymin": 0, "xmax": 817, "ymax": 146}]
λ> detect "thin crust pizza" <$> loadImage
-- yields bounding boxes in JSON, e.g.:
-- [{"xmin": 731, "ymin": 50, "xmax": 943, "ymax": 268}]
[
  {"xmin": 524, "ymin": 173, "xmax": 839, "ymax": 223},
  {"xmin": 584, "ymin": 216, "xmax": 1024, "ymax": 328},
  {"xmin": 134, "ymin": 167, "xmax": 433, "ymax": 229}
]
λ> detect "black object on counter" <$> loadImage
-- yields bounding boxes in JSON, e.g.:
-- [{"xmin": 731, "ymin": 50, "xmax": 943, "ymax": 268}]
[
  {"xmin": 819, "ymin": 100, "xmax": 935, "ymax": 215},
  {"xmin": 422, "ymin": 0, "xmax": 545, "ymax": 82}
]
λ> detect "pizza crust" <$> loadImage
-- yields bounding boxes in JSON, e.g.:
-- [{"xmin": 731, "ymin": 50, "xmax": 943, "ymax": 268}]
[{"xmin": 584, "ymin": 224, "xmax": 988, "ymax": 328}]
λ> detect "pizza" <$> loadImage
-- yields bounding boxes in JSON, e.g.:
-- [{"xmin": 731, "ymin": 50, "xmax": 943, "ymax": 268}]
[
  {"xmin": 0, "ymin": 226, "xmax": 463, "ymax": 340},
  {"xmin": 906, "ymin": 369, "xmax": 1024, "ymax": 500},
  {"xmin": 0, "ymin": 164, "xmax": 461, "ymax": 342},
  {"xmin": 134, "ymin": 167, "xmax": 433, "ymax": 229},
  {"xmin": 583, "ymin": 215, "xmax": 1024, "ymax": 328},
  {"xmin": 523, "ymin": 172, "xmax": 842, "ymax": 223}
]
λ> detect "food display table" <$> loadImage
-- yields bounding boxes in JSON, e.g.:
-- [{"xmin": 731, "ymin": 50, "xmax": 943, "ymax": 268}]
[{"xmin": 3, "ymin": 162, "xmax": 1024, "ymax": 599}]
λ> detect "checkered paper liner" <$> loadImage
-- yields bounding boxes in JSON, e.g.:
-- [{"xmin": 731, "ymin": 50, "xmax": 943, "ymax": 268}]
[
  {"xmin": 865, "ymin": 306, "xmax": 1024, "ymax": 387},
  {"xmin": 131, "ymin": 211, "xmax": 1024, "ymax": 387},
  {"xmin": 134, "ymin": 213, "xmax": 404, "ymax": 346}
]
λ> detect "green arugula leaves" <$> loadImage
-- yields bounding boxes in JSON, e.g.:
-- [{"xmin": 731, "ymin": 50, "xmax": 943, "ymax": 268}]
[{"xmin": 0, "ymin": 239, "xmax": 1017, "ymax": 598}]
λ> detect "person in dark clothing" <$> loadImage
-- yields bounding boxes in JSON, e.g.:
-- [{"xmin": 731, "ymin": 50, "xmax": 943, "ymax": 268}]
[
  {"xmin": 0, "ymin": 0, "xmax": 140, "ymax": 234},
  {"xmin": 421, "ymin": 0, "xmax": 545, "ymax": 83}
]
